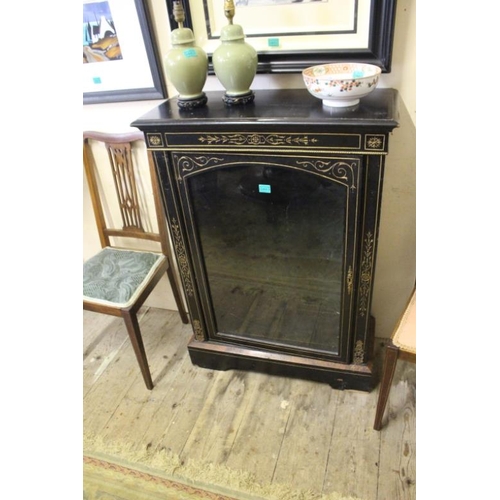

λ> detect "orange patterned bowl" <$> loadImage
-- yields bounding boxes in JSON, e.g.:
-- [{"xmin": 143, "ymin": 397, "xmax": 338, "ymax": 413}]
[{"xmin": 302, "ymin": 62, "xmax": 381, "ymax": 108}]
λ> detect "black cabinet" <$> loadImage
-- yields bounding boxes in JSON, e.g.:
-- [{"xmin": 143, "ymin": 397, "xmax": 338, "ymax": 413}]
[{"xmin": 132, "ymin": 89, "xmax": 399, "ymax": 391}]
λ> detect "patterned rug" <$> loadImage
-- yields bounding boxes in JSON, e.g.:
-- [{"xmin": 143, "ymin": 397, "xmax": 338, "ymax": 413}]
[
  {"xmin": 84, "ymin": 454, "xmax": 241, "ymax": 500},
  {"xmin": 83, "ymin": 435, "xmax": 363, "ymax": 500}
]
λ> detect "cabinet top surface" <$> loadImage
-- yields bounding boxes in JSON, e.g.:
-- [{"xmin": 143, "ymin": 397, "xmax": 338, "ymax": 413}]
[{"xmin": 132, "ymin": 89, "xmax": 399, "ymax": 130}]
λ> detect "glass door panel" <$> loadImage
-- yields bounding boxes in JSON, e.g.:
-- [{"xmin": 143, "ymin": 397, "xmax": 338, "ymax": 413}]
[{"xmin": 188, "ymin": 163, "xmax": 348, "ymax": 356}]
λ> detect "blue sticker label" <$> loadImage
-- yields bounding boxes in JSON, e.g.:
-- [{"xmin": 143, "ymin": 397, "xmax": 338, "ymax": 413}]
[
  {"xmin": 184, "ymin": 48, "xmax": 197, "ymax": 58},
  {"xmin": 92, "ymin": 76, "xmax": 102, "ymax": 85},
  {"xmin": 352, "ymin": 70, "xmax": 364, "ymax": 78},
  {"xmin": 268, "ymin": 38, "xmax": 280, "ymax": 47},
  {"xmin": 259, "ymin": 184, "xmax": 271, "ymax": 194}
]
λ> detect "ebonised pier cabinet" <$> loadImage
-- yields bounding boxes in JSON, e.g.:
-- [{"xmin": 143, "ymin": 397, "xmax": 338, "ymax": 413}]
[{"xmin": 132, "ymin": 88, "xmax": 399, "ymax": 392}]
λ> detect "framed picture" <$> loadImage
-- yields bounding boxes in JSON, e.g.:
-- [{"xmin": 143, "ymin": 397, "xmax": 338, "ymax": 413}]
[
  {"xmin": 83, "ymin": 0, "xmax": 167, "ymax": 104},
  {"xmin": 166, "ymin": 0, "xmax": 397, "ymax": 73}
]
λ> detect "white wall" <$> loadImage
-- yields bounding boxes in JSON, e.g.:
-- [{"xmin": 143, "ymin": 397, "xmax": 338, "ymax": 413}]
[
  {"xmin": 370, "ymin": 0, "xmax": 416, "ymax": 337},
  {"xmin": 83, "ymin": 0, "xmax": 416, "ymax": 337}
]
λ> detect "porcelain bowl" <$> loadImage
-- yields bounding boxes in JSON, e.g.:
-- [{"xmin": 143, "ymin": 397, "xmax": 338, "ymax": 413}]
[{"xmin": 302, "ymin": 62, "xmax": 381, "ymax": 108}]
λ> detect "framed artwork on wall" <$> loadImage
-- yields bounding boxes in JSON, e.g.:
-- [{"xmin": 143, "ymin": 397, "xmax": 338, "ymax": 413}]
[
  {"xmin": 166, "ymin": 0, "xmax": 397, "ymax": 73},
  {"xmin": 83, "ymin": 0, "xmax": 167, "ymax": 104}
]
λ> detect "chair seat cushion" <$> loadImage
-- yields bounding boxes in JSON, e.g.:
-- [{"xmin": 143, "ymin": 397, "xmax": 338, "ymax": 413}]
[
  {"xmin": 83, "ymin": 247, "xmax": 165, "ymax": 308},
  {"xmin": 393, "ymin": 290, "xmax": 416, "ymax": 354}
]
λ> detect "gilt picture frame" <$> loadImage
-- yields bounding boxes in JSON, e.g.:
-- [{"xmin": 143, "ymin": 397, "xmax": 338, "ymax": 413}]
[
  {"xmin": 165, "ymin": 0, "xmax": 397, "ymax": 73},
  {"xmin": 83, "ymin": 0, "xmax": 167, "ymax": 104}
]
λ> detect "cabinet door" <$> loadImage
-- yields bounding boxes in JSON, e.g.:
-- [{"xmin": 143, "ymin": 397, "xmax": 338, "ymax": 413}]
[{"xmin": 174, "ymin": 152, "xmax": 362, "ymax": 362}]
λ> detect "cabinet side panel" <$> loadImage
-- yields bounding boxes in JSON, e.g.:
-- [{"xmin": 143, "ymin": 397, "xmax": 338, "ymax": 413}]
[{"xmin": 151, "ymin": 151, "xmax": 208, "ymax": 340}]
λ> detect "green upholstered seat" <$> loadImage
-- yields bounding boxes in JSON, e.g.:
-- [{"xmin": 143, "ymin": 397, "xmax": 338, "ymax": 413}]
[{"xmin": 83, "ymin": 247, "xmax": 165, "ymax": 308}]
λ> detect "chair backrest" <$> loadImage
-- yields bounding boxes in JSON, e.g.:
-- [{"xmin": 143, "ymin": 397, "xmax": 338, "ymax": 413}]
[{"xmin": 83, "ymin": 131, "xmax": 169, "ymax": 255}]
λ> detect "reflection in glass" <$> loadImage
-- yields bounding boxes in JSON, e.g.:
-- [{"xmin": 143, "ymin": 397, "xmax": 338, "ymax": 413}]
[{"xmin": 189, "ymin": 164, "xmax": 346, "ymax": 355}]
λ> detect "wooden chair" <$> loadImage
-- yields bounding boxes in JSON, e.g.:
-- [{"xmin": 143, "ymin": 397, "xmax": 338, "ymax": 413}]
[
  {"xmin": 374, "ymin": 286, "xmax": 416, "ymax": 430},
  {"xmin": 83, "ymin": 131, "xmax": 189, "ymax": 390}
]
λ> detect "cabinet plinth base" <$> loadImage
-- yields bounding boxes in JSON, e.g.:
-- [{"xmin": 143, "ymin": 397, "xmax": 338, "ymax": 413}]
[{"xmin": 187, "ymin": 338, "xmax": 375, "ymax": 392}]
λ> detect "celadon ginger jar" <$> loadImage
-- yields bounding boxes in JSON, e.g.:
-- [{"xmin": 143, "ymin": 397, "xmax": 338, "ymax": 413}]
[
  {"xmin": 212, "ymin": 0, "xmax": 257, "ymax": 105},
  {"xmin": 164, "ymin": 1, "xmax": 208, "ymax": 108}
]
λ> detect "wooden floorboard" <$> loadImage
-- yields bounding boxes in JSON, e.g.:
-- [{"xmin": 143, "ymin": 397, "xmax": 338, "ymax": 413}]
[
  {"xmin": 223, "ymin": 373, "xmax": 296, "ymax": 484},
  {"xmin": 83, "ymin": 307, "xmax": 416, "ymax": 500},
  {"xmin": 271, "ymin": 380, "xmax": 340, "ymax": 491}
]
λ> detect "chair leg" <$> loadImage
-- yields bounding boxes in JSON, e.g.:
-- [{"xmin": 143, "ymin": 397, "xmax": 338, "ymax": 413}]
[
  {"xmin": 166, "ymin": 264, "xmax": 189, "ymax": 324},
  {"xmin": 374, "ymin": 342, "xmax": 399, "ymax": 430},
  {"xmin": 122, "ymin": 310, "xmax": 154, "ymax": 390}
]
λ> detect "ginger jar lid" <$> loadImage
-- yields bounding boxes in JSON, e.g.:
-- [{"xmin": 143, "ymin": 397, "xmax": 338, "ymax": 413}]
[
  {"xmin": 220, "ymin": 24, "xmax": 244, "ymax": 42},
  {"xmin": 171, "ymin": 27, "xmax": 195, "ymax": 45}
]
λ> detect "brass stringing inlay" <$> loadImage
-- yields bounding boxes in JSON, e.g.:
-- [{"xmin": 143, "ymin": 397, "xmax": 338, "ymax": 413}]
[
  {"xmin": 170, "ymin": 218, "xmax": 194, "ymax": 296},
  {"xmin": 192, "ymin": 320, "xmax": 204, "ymax": 340},
  {"xmin": 347, "ymin": 266, "xmax": 353, "ymax": 295},
  {"xmin": 175, "ymin": 155, "xmax": 225, "ymax": 173},
  {"xmin": 197, "ymin": 133, "xmax": 318, "ymax": 147},
  {"xmin": 359, "ymin": 231, "xmax": 374, "ymax": 316},
  {"xmin": 353, "ymin": 340, "xmax": 365, "ymax": 364},
  {"xmin": 295, "ymin": 160, "xmax": 356, "ymax": 189}
]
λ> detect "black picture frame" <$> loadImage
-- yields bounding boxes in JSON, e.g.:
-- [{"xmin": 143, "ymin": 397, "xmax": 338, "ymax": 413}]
[
  {"xmin": 166, "ymin": 0, "xmax": 397, "ymax": 74},
  {"xmin": 83, "ymin": 0, "xmax": 167, "ymax": 105}
]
